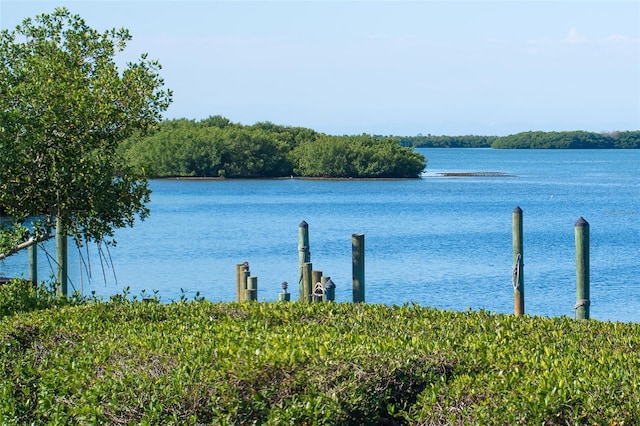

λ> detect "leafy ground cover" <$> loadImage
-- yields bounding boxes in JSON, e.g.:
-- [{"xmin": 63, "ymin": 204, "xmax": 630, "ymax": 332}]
[{"xmin": 1, "ymin": 287, "xmax": 639, "ymax": 425}]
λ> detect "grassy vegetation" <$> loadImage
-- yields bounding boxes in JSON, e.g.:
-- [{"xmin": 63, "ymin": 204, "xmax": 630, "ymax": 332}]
[{"xmin": 1, "ymin": 281, "xmax": 639, "ymax": 425}]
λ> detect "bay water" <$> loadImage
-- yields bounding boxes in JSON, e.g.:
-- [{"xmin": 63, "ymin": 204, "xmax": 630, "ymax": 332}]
[{"xmin": 2, "ymin": 148, "xmax": 638, "ymax": 322}]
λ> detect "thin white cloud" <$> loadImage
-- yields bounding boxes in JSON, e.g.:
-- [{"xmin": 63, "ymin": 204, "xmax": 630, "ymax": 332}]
[
  {"xmin": 565, "ymin": 27, "xmax": 587, "ymax": 44},
  {"xmin": 560, "ymin": 28, "xmax": 640, "ymax": 52},
  {"xmin": 527, "ymin": 30, "xmax": 640, "ymax": 50},
  {"xmin": 602, "ymin": 34, "xmax": 640, "ymax": 44}
]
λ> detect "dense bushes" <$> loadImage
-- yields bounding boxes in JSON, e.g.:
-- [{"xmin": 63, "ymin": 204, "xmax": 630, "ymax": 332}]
[
  {"xmin": 2, "ymin": 300, "xmax": 639, "ymax": 424},
  {"xmin": 120, "ymin": 118, "xmax": 637, "ymax": 179},
  {"xmin": 0, "ymin": 279, "xmax": 88, "ymax": 320},
  {"xmin": 119, "ymin": 117, "xmax": 426, "ymax": 178},
  {"xmin": 292, "ymin": 134, "xmax": 427, "ymax": 178},
  {"xmin": 119, "ymin": 118, "xmax": 296, "ymax": 178},
  {"xmin": 399, "ymin": 134, "xmax": 496, "ymax": 148},
  {"xmin": 491, "ymin": 130, "xmax": 640, "ymax": 149},
  {"xmin": 404, "ymin": 130, "xmax": 640, "ymax": 149}
]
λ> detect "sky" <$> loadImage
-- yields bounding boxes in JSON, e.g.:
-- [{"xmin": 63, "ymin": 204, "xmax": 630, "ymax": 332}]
[{"xmin": 2, "ymin": 1, "xmax": 639, "ymax": 136}]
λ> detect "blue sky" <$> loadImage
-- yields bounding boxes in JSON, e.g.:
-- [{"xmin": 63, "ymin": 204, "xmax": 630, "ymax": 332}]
[{"xmin": 2, "ymin": 1, "xmax": 639, "ymax": 136}]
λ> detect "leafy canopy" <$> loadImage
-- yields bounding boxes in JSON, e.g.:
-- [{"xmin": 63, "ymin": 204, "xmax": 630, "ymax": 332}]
[
  {"xmin": 0, "ymin": 7, "xmax": 171, "ymax": 251},
  {"xmin": 120, "ymin": 117, "xmax": 427, "ymax": 179}
]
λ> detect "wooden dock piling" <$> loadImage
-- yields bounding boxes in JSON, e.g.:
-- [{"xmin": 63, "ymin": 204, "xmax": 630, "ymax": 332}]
[
  {"xmin": 312, "ymin": 270, "xmax": 323, "ymax": 298},
  {"xmin": 56, "ymin": 217, "xmax": 67, "ymax": 296},
  {"xmin": 278, "ymin": 281, "xmax": 290, "ymax": 302},
  {"xmin": 29, "ymin": 244, "xmax": 37, "ymax": 285},
  {"xmin": 352, "ymin": 233, "xmax": 365, "ymax": 303},
  {"xmin": 302, "ymin": 261, "xmax": 313, "ymax": 302},
  {"xmin": 246, "ymin": 276, "xmax": 258, "ymax": 301},
  {"xmin": 298, "ymin": 221, "xmax": 310, "ymax": 301},
  {"xmin": 235, "ymin": 263, "xmax": 243, "ymax": 301},
  {"xmin": 323, "ymin": 277, "xmax": 336, "ymax": 301},
  {"xmin": 575, "ymin": 217, "xmax": 590, "ymax": 320},
  {"xmin": 235, "ymin": 262, "xmax": 250, "ymax": 302},
  {"xmin": 512, "ymin": 206, "xmax": 524, "ymax": 315}
]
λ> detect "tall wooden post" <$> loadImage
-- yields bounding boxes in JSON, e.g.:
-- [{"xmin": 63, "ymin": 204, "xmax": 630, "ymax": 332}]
[
  {"xmin": 56, "ymin": 216, "xmax": 67, "ymax": 296},
  {"xmin": 235, "ymin": 262, "xmax": 250, "ymax": 302},
  {"xmin": 29, "ymin": 243, "xmax": 38, "ymax": 285},
  {"xmin": 298, "ymin": 221, "xmax": 310, "ymax": 301},
  {"xmin": 235, "ymin": 263, "xmax": 244, "ymax": 302},
  {"xmin": 242, "ymin": 263, "xmax": 250, "ymax": 302},
  {"xmin": 575, "ymin": 217, "xmax": 590, "ymax": 320},
  {"xmin": 352, "ymin": 233, "xmax": 365, "ymax": 303},
  {"xmin": 302, "ymin": 262, "xmax": 313, "ymax": 302},
  {"xmin": 512, "ymin": 206, "xmax": 524, "ymax": 315}
]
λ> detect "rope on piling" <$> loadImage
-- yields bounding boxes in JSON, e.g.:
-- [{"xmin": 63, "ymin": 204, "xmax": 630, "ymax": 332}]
[{"xmin": 512, "ymin": 253, "xmax": 522, "ymax": 290}]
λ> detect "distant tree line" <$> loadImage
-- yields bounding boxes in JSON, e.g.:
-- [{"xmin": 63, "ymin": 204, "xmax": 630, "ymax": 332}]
[
  {"xmin": 491, "ymin": 131, "xmax": 640, "ymax": 149},
  {"xmin": 119, "ymin": 121, "xmax": 638, "ymax": 179},
  {"xmin": 118, "ymin": 116, "xmax": 427, "ymax": 178},
  {"xmin": 398, "ymin": 135, "xmax": 497, "ymax": 148},
  {"xmin": 401, "ymin": 131, "xmax": 640, "ymax": 149}
]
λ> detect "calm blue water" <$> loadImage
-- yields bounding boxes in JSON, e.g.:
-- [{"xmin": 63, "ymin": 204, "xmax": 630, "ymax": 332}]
[{"xmin": 2, "ymin": 149, "xmax": 639, "ymax": 322}]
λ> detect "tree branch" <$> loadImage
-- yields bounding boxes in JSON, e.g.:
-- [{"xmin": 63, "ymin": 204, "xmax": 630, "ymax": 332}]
[{"xmin": 0, "ymin": 232, "xmax": 53, "ymax": 260}]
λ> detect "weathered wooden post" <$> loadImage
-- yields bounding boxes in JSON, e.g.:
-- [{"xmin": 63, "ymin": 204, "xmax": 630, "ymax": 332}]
[
  {"xmin": 311, "ymin": 270, "xmax": 324, "ymax": 302},
  {"xmin": 575, "ymin": 217, "xmax": 590, "ymax": 320},
  {"xmin": 312, "ymin": 270, "xmax": 322, "ymax": 297},
  {"xmin": 242, "ymin": 263, "xmax": 250, "ymax": 302},
  {"xmin": 298, "ymin": 221, "xmax": 310, "ymax": 301},
  {"xmin": 352, "ymin": 233, "xmax": 365, "ymax": 303},
  {"xmin": 278, "ymin": 281, "xmax": 290, "ymax": 302},
  {"xmin": 56, "ymin": 217, "xmax": 67, "ymax": 296},
  {"xmin": 235, "ymin": 263, "xmax": 244, "ymax": 302},
  {"xmin": 512, "ymin": 206, "xmax": 524, "ymax": 315},
  {"xmin": 323, "ymin": 277, "xmax": 336, "ymax": 302},
  {"xmin": 302, "ymin": 261, "xmax": 313, "ymax": 302},
  {"xmin": 235, "ymin": 262, "xmax": 250, "ymax": 302},
  {"xmin": 29, "ymin": 243, "xmax": 37, "ymax": 285},
  {"xmin": 246, "ymin": 276, "xmax": 258, "ymax": 301}
]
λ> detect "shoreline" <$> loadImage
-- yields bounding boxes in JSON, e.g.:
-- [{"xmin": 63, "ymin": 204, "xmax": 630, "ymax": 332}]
[
  {"xmin": 157, "ymin": 175, "xmax": 421, "ymax": 181},
  {"xmin": 156, "ymin": 172, "xmax": 515, "ymax": 181}
]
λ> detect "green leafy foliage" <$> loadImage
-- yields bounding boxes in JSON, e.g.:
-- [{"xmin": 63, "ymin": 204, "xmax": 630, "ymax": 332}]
[
  {"xmin": 0, "ymin": 222, "xmax": 29, "ymax": 257},
  {"xmin": 0, "ymin": 279, "xmax": 91, "ymax": 320},
  {"xmin": 1, "ymin": 301, "xmax": 639, "ymax": 424},
  {"xmin": 491, "ymin": 130, "xmax": 640, "ymax": 149},
  {"xmin": 0, "ymin": 7, "xmax": 171, "ymax": 250},
  {"xmin": 292, "ymin": 134, "xmax": 427, "ymax": 178},
  {"xmin": 119, "ymin": 118, "xmax": 427, "ymax": 178},
  {"xmin": 403, "ymin": 131, "xmax": 640, "ymax": 149},
  {"xmin": 400, "ymin": 134, "xmax": 497, "ymax": 148}
]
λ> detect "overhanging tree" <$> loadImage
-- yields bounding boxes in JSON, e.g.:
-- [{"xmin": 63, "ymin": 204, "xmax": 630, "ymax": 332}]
[{"xmin": 0, "ymin": 8, "xmax": 172, "ymax": 293}]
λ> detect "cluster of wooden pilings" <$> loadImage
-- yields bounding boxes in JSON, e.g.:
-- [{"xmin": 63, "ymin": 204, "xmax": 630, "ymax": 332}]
[
  {"xmin": 512, "ymin": 206, "xmax": 591, "ymax": 320},
  {"xmin": 296, "ymin": 220, "xmax": 346, "ymax": 303},
  {"xmin": 235, "ymin": 221, "xmax": 366, "ymax": 304},
  {"xmin": 238, "ymin": 212, "xmax": 593, "ymax": 321}
]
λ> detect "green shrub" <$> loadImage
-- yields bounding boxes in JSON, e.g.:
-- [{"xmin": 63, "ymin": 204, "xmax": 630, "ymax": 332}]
[
  {"xmin": 0, "ymin": 279, "xmax": 85, "ymax": 319},
  {"xmin": 1, "ymin": 302, "xmax": 639, "ymax": 424}
]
